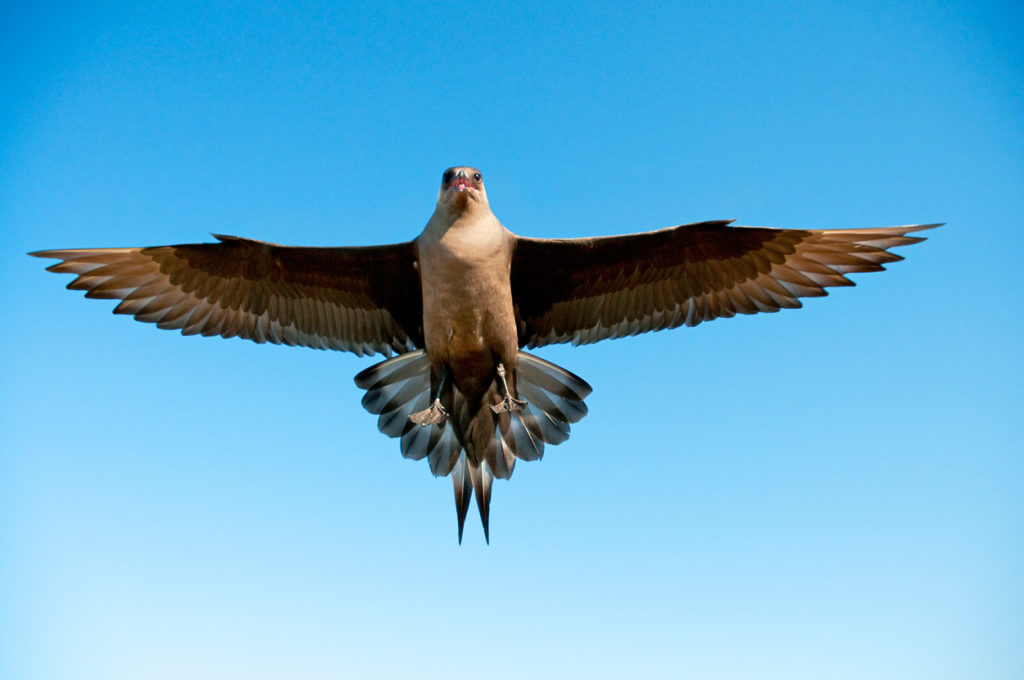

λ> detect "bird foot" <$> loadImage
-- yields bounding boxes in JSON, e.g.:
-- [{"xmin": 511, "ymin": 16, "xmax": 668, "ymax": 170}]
[
  {"xmin": 490, "ymin": 394, "xmax": 527, "ymax": 414},
  {"xmin": 409, "ymin": 399, "xmax": 449, "ymax": 426},
  {"xmin": 490, "ymin": 361, "xmax": 527, "ymax": 413}
]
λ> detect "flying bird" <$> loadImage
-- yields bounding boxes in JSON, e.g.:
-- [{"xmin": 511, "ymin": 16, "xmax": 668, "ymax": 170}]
[{"xmin": 31, "ymin": 167, "xmax": 939, "ymax": 542}]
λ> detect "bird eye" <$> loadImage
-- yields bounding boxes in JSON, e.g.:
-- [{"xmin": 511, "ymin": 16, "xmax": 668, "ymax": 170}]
[
  {"xmin": 473, "ymin": 172, "xmax": 482, "ymax": 182},
  {"xmin": 442, "ymin": 169, "xmax": 455, "ymax": 184}
]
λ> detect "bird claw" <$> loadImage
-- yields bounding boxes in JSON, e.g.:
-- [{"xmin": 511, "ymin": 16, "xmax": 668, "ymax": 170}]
[
  {"xmin": 491, "ymin": 361, "xmax": 527, "ymax": 413},
  {"xmin": 409, "ymin": 398, "xmax": 449, "ymax": 426},
  {"xmin": 490, "ymin": 394, "xmax": 527, "ymax": 414}
]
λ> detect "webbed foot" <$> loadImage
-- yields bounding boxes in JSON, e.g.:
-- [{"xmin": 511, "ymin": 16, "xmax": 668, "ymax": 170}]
[
  {"xmin": 490, "ymin": 362, "xmax": 527, "ymax": 414},
  {"xmin": 490, "ymin": 394, "xmax": 527, "ymax": 414},
  {"xmin": 410, "ymin": 398, "xmax": 449, "ymax": 426}
]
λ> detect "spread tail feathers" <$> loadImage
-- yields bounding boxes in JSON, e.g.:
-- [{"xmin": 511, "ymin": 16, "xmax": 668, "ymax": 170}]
[{"xmin": 354, "ymin": 350, "xmax": 592, "ymax": 542}]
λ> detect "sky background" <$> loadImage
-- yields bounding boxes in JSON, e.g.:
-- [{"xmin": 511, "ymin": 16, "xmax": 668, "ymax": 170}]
[{"xmin": 2, "ymin": 1, "xmax": 1022, "ymax": 679}]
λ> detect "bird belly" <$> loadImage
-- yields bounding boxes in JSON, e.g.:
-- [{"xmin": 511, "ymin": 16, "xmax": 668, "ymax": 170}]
[
  {"xmin": 424, "ymin": 281, "xmax": 516, "ymax": 390},
  {"xmin": 417, "ymin": 214, "xmax": 519, "ymax": 403},
  {"xmin": 420, "ymin": 262, "xmax": 516, "ymax": 398}
]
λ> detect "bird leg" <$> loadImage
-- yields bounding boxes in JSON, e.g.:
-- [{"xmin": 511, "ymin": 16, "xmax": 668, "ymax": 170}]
[
  {"xmin": 409, "ymin": 367, "xmax": 449, "ymax": 426},
  {"xmin": 490, "ymin": 362, "xmax": 527, "ymax": 414}
]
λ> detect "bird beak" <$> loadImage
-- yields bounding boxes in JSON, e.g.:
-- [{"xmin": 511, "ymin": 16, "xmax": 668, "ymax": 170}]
[{"xmin": 449, "ymin": 170, "xmax": 473, "ymax": 193}]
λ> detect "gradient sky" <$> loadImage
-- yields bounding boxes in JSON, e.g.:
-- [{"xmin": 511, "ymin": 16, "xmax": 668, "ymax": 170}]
[{"xmin": 2, "ymin": 2, "xmax": 1022, "ymax": 679}]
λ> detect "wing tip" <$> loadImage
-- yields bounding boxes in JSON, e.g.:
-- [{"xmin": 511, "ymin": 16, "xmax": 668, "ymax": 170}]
[
  {"xmin": 890, "ymin": 222, "xmax": 943, "ymax": 240},
  {"xmin": 29, "ymin": 249, "xmax": 80, "ymax": 262}
]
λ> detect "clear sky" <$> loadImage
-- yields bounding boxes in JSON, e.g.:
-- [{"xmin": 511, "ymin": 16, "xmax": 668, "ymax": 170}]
[{"xmin": 2, "ymin": 2, "xmax": 1021, "ymax": 679}]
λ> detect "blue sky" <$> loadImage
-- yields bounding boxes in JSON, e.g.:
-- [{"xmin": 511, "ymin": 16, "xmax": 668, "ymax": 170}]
[{"xmin": 2, "ymin": 1, "xmax": 1021, "ymax": 678}]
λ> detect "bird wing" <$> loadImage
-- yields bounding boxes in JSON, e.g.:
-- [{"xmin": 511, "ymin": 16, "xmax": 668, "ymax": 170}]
[
  {"xmin": 511, "ymin": 220, "xmax": 939, "ymax": 348},
  {"xmin": 31, "ymin": 234, "xmax": 423, "ymax": 357}
]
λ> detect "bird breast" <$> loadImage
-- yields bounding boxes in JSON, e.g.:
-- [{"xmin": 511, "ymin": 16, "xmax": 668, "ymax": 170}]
[{"xmin": 417, "ymin": 216, "xmax": 517, "ymax": 365}]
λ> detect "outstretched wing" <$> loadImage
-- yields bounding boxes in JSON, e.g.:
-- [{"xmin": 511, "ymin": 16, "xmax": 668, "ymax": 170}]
[
  {"xmin": 31, "ymin": 234, "xmax": 423, "ymax": 357},
  {"xmin": 511, "ymin": 220, "xmax": 939, "ymax": 348}
]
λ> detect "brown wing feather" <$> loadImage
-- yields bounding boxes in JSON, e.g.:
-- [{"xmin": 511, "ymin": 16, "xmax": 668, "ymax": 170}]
[
  {"xmin": 512, "ymin": 220, "xmax": 939, "ymax": 348},
  {"xmin": 31, "ymin": 234, "xmax": 423, "ymax": 357}
]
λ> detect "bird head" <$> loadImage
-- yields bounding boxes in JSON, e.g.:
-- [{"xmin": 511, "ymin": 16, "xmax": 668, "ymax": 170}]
[{"xmin": 436, "ymin": 166, "xmax": 489, "ymax": 215}]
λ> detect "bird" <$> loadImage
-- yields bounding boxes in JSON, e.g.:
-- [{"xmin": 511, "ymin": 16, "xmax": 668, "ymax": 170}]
[{"xmin": 30, "ymin": 166, "xmax": 939, "ymax": 542}]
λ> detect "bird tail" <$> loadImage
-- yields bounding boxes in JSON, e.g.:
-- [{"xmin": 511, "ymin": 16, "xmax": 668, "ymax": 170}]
[{"xmin": 354, "ymin": 350, "xmax": 592, "ymax": 542}]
